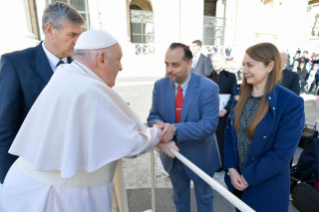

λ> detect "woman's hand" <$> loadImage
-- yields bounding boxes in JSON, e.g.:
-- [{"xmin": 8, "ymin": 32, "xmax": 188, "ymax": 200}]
[
  {"xmin": 157, "ymin": 141, "xmax": 179, "ymax": 158},
  {"xmin": 241, "ymin": 175, "xmax": 249, "ymax": 188},
  {"xmin": 228, "ymin": 169, "xmax": 248, "ymax": 191}
]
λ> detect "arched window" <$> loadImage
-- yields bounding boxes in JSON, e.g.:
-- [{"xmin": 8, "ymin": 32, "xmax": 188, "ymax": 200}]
[{"xmin": 129, "ymin": 1, "xmax": 154, "ymax": 43}]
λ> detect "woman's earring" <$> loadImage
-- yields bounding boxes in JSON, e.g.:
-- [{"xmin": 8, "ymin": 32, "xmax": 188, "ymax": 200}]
[{"xmin": 267, "ymin": 71, "xmax": 270, "ymax": 74}]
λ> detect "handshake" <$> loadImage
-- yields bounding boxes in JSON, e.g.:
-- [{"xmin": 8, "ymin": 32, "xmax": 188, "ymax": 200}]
[{"xmin": 153, "ymin": 121, "xmax": 180, "ymax": 158}]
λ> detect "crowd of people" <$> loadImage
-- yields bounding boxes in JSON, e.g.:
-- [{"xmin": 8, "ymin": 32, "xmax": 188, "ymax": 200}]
[
  {"xmin": 0, "ymin": 2, "xmax": 305, "ymax": 212},
  {"xmin": 273, "ymin": 49, "xmax": 319, "ymax": 95}
]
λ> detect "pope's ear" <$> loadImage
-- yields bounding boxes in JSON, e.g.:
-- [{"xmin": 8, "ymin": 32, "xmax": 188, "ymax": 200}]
[{"xmin": 97, "ymin": 52, "xmax": 106, "ymax": 68}]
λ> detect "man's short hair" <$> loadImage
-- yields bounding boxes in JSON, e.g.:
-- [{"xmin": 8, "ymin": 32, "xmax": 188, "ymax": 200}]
[
  {"xmin": 211, "ymin": 52, "xmax": 226, "ymax": 61},
  {"xmin": 303, "ymin": 51, "xmax": 308, "ymax": 54},
  {"xmin": 42, "ymin": 1, "xmax": 85, "ymax": 33},
  {"xmin": 168, "ymin": 43, "xmax": 193, "ymax": 62},
  {"xmin": 192, "ymin": 40, "xmax": 202, "ymax": 47}
]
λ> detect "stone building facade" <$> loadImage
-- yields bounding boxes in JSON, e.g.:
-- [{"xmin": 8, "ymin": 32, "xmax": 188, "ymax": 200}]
[{"xmin": 0, "ymin": 0, "xmax": 313, "ymax": 77}]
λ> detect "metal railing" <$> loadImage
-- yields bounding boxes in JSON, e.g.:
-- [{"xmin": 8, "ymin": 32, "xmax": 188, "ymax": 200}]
[
  {"xmin": 150, "ymin": 149, "xmax": 256, "ymax": 212},
  {"xmin": 134, "ymin": 43, "xmax": 155, "ymax": 55}
]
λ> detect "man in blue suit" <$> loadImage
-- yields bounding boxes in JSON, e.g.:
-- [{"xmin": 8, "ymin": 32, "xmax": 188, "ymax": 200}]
[
  {"xmin": 0, "ymin": 2, "xmax": 85, "ymax": 183},
  {"xmin": 147, "ymin": 43, "xmax": 221, "ymax": 212}
]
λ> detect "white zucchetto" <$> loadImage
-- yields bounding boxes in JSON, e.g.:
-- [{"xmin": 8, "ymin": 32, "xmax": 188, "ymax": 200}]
[{"xmin": 74, "ymin": 29, "xmax": 118, "ymax": 50}]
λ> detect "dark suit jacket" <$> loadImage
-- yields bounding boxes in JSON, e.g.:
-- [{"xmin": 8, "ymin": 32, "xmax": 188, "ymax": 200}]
[
  {"xmin": 193, "ymin": 53, "xmax": 211, "ymax": 77},
  {"xmin": 280, "ymin": 69, "xmax": 300, "ymax": 96},
  {"xmin": 208, "ymin": 70, "xmax": 237, "ymax": 112},
  {"xmin": 207, "ymin": 53, "xmax": 214, "ymax": 73},
  {"xmin": 225, "ymin": 83, "xmax": 304, "ymax": 212},
  {"xmin": 225, "ymin": 48, "xmax": 231, "ymax": 56},
  {"xmin": 0, "ymin": 42, "xmax": 71, "ymax": 182}
]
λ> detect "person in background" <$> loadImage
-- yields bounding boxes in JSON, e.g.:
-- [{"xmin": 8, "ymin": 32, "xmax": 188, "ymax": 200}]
[
  {"xmin": 302, "ymin": 51, "xmax": 310, "ymax": 64},
  {"xmin": 297, "ymin": 47, "xmax": 301, "ymax": 54},
  {"xmin": 312, "ymin": 54, "xmax": 319, "ymax": 65},
  {"xmin": 224, "ymin": 42, "xmax": 304, "ymax": 212},
  {"xmin": 311, "ymin": 52, "xmax": 316, "ymax": 62},
  {"xmin": 291, "ymin": 60, "xmax": 299, "ymax": 73},
  {"xmin": 225, "ymin": 46, "xmax": 232, "ymax": 57},
  {"xmin": 280, "ymin": 52, "xmax": 300, "ymax": 95},
  {"xmin": 286, "ymin": 49, "xmax": 291, "ymax": 69},
  {"xmin": 298, "ymin": 62, "xmax": 308, "ymax": 94},
  {"xmin": 207, "ymin": 52, "xmax": 237, "ymax": 170},
  {"xmin": 293, "ymin": 52, "xmax": 301, "ymax": 63},
  {"xmin": 306, "ymin": 63, "xmax": 319, "ymax": 94},
  {"xmin": 191, "ymin": 40, "xmax": 211, "ymax": 77}
]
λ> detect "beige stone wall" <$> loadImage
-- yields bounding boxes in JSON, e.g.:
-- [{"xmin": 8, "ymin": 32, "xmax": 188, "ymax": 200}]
[{"xmin": 0, "ymin": 0, "xmax": 39, "ymax": 57}]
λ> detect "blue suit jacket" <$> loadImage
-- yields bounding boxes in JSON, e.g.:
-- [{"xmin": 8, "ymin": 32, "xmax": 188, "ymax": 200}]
[
  {"xmin": 0, "ymin": 42, "xmax": 67, "ymax": 182},
  {"xmin": 224, "ymin": 83, "xmax": 305, "ymax": 212},
  {"xmin": 147, "ymin": 72, "xmax": 221, "ymax": 181}
]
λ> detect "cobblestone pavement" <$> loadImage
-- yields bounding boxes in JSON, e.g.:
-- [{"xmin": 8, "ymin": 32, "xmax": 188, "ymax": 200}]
[{"xmin": 114, "ymin": 76, "xmax": 303, "ymax": 211}]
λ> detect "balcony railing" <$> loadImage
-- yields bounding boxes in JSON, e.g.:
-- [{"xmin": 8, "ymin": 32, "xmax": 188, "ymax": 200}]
[{"xmin": 134, "ymin": 43, "xmax": 154, "ymax": 55}]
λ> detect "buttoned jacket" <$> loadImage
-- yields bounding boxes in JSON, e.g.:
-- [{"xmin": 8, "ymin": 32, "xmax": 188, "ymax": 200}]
[{"xmin": 224, "ymin": 83, "xmax": 305, "ymax": 212}]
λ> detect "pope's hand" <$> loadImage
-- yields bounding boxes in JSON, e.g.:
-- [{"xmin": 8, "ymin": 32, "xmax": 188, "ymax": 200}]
[
  {"xmin": 157, "ymin": 141, "xmax": 179, "ymax": 158},
  {"xmin": 157, "ymin": 122, "xmax": 176, "ymax": 143}
]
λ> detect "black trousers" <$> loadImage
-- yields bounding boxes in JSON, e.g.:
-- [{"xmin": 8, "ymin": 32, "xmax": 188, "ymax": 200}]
[
  {"xmin": 233, "ymin": 189, "xmax": 243, "ymax": 212},
  {"xmin": 216, "ymin": 115, "xmax": 228, "ymax": 168}
]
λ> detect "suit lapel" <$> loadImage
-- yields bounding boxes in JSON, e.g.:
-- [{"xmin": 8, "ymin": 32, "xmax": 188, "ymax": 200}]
[
  {"xmin": 68, "ymin": 57, "xmax": 73, "ymax": 63},
  {"xmin": 180, "ymin": 72, "xmax": 199, "ymax": 123},
  {"xmin": 166, "ymin": 79, "xmax": 176, "ymax": 123},
  {"xmin": 33, "ymin": 42, "xmax": 53, "ymax": 83}
]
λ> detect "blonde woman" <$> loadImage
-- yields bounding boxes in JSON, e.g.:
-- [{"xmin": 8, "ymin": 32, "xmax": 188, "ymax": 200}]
[{"xmin": 224, "ymin": 43, "xmax": 305, "ymax": 212}]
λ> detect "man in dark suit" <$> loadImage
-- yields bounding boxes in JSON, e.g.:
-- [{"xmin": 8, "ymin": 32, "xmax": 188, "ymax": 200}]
[
  {"xmin": 208, "ymin": 52, "xmax": 237, "ymax": 170},
  {"xmin": 191, "ymin": 40, "xmax": 211, "ymax": 77},
  {"xmin": 280, "ymin": 52, "xmax": 300, "ymax": 95},
  {"xmin": 148, "ymin": 43, "xmax": 221, "ymax": 212},
  {"xmin": 225, "ymin": 46, "xmax": 231, "ymax": 56},
  {"xmin": 0, "ymin": 2, "xmax": 85, "ymax": 183}
]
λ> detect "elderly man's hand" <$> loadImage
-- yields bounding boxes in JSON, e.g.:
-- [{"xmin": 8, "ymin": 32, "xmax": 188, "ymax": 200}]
[
  {"xmin": 157, "ymin": 122, "xmax": 176, "ymax": 143},
  {"xmin": 157, "ymin": 141, "xmax": 179, "ymax": 158}
]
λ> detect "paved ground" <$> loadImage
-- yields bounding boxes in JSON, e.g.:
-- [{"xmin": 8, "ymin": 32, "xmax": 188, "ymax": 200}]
[{"xmin": 114, "ymin": 76, "xmax": 304, "ymax": 212}]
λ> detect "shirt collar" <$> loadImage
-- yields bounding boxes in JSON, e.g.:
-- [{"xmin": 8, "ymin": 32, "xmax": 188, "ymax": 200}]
[
  {"xmin": 194, "ymin": 52, "xmax": 201, "ymax": 58},
  {"xmin": 174, "ymin": 72, "xmax": 191, "ymax": 91},
  {"xmin": 282, "ymin": 64, "xmax": 286, "ymax": 71},
  {"xmin": 42, "ymin": 41, "xmax": 68, "ymax": 72}
]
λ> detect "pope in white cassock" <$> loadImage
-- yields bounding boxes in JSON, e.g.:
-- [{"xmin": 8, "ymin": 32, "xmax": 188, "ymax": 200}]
[{"xmin": 0, "ymin": 30, "xmax": 179, "ymax": 212}]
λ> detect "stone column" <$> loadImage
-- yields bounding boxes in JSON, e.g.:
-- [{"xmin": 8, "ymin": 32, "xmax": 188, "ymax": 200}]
[
  {"xmin": 88, "ymin": 0, "xmax": 101, "ymax": 30},
  {"xmin": 223, "ymin": 0, "xmax": 232, "ymax": 48},
  {"xmin": 99, "ymin": 0, "xmax": 130, "ymax": 42},
  {"xmin": 179, "ymin": 0, "xmax": 204, "ymax": 45}
]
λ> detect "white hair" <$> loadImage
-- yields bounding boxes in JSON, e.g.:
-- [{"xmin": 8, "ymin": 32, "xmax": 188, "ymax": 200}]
[{"xmin": 72, "ymin": 47, "xmax": 113, "ymax": 62}]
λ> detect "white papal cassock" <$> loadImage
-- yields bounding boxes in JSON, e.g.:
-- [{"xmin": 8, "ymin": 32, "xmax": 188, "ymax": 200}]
[{"xmin": 0, "ymin": 60, "xmax": 161, "ymax": 212}]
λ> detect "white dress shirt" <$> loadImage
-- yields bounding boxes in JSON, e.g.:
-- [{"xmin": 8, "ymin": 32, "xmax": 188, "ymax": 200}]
[
  {"xmin": 42, "ymin": 42, "xmax": 68, "ymax": 72},
  {"xmin": 192, "ymin": 52, "xmax": 201, "ymax": 68},
  {"xmin": 174, "ymin": 73, "xmax": 191, "ymax": 97}
]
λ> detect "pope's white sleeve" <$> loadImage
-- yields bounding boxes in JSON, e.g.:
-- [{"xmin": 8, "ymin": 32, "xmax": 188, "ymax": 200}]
[{"xmin": 125, "ymin": 127, "xmax": 161, "ymax": 158}]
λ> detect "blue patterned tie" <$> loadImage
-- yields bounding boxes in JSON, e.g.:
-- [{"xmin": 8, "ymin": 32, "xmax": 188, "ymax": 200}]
[{"xmin": 56, "ymin": 60, "xmax": 65, "ymax": 67}]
